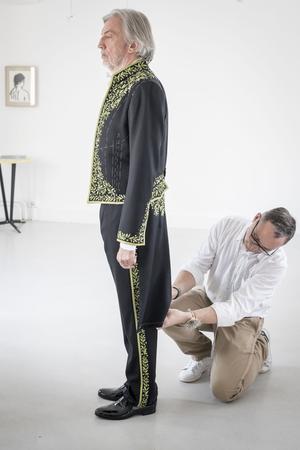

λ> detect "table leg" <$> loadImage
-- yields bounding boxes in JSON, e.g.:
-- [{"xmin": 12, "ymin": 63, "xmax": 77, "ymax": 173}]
[
  {"xmin": 10, "ymin": 163, "xmax": 16, "ymax": 221},
  {"xmin": 10, "ymin": 164, "xmax": 21, "ymax": 233},
  {"xmin": 0, "ymin": 164, "xmax": 9, "ymax": 221},
  {"xmin": 0, "ymin": 163, "xmax": 21, "ymax": 233}
]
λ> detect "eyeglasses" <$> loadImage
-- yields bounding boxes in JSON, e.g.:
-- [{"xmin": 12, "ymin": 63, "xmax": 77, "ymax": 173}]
[{"xmin": 249, "ymin": 220, "xmax": 278, "ymax": 256}]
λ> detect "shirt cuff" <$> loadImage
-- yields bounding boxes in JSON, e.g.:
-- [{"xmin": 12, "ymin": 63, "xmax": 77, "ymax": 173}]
[{"xmin": 120, "ymin": 242, "xmax": 137, "ymax": 251}]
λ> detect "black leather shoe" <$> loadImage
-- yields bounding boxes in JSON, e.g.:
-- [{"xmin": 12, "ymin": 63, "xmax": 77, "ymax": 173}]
[
  {"xmin": 95, "ymin": 396, "xmax": 156, "ymax": 420},
  {"xmin": 97, "ymin": 384, "xmax": 127, "ymax": 401}
]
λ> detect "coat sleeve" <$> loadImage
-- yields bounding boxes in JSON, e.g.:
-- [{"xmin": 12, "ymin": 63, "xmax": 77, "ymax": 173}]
[{"xmin": 117, "ymin": 80, "xmax": 167, "ymax": 246}]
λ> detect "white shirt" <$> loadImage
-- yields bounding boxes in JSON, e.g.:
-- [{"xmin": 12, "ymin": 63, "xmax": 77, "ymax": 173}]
[
  {"xmin": 182, "ymin": 216, "xmax": 287, "ymax": 327},
  {"xmin": 120, "ymin": 242, "xmax": 136, "ymax": 251}
]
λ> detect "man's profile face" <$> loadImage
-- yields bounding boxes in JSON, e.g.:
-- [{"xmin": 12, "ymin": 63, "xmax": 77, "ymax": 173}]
[
  {"xmin": 244, "ymin": 215, "xmax": 287, "ymax": 254},
  {"xmin": 16, "ymin": 81, "xmax": 24, "ymax": 90},
  {"xmin": 98, "ymin": 16, "xmax": 131, "ymax": 73}
]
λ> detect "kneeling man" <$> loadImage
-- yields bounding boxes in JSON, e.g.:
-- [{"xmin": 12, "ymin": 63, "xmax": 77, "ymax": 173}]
[{"xmin": 163, "ymin": 208, "xmax": 295, "ymax": 402}]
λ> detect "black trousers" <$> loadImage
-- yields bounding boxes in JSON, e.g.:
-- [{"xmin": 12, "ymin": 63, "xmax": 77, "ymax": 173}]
[{"xmin": 100, "ymin": 204, "xmax": 171, "ymax": 407}]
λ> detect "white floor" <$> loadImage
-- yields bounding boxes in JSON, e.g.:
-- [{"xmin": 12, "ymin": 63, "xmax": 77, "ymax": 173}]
[{"xmin": 0, "ymin": 221, "xmax": 299, "ymax": 450}]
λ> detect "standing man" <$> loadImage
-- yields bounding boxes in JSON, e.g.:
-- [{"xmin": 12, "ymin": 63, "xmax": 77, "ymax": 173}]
[
  {"xmin": 163, "ymin": 208, "xmax": 295, "ymax": 402},
  {"xmin": 88, "ymin": 9, "xmax": 171, "ymax": 420}
]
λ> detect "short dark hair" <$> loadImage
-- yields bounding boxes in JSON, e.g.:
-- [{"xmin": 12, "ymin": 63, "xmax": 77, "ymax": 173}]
[
  {"xmin": 262, "ymin": 207, "xmax": 296, "ymax": 242},
  {"xmin": 14, "ymin": 73, "xmax": 25, "ymax": 85}
]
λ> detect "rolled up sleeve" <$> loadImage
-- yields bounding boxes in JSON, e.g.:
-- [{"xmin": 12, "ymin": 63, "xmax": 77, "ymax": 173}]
[{"xmin": 211, "ymin": 261, "xmax": 287, "ymax": 327}]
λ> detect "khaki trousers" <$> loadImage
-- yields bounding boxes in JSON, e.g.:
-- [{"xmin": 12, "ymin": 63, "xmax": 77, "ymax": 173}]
[{"xmin": 164, "ymin": 288, "xmax": 268, "ymax": 402}]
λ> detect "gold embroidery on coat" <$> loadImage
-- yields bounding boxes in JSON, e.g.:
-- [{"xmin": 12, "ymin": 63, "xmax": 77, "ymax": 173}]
[
  {"xmin": 117, "ymin": 174, "xmax": 167, "ymax": 245},
  {"xmin": 88, "ymin": 60, "xmax": 155, "ymax": 203}
]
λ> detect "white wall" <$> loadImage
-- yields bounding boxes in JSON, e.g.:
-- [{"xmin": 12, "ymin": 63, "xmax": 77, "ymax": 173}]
[{"xmin": 0, "ymin": 0, "xmax": 299, "ymax": 229}]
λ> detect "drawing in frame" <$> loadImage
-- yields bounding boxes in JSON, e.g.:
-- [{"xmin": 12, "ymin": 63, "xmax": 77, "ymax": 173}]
[{"xmin": 5, "ymin": 65, "xmax": 36, "ymax": 107}]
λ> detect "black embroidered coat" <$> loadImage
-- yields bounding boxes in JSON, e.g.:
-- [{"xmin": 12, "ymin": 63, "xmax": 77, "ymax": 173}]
[{"xmin": 88, "ymin": 59, "xmax": 168, "ymax": 246}]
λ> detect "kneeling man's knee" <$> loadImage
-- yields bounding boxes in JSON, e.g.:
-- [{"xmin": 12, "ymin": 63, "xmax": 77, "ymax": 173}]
[{"xmin": 211, "ymin": 379, "xmax": 240, "ymax": 403}]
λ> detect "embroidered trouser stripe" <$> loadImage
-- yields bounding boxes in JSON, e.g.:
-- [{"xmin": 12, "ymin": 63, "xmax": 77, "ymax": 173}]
[{"xmin": 129, "ymin": 265, "xmax": 150, "ymax": 407}]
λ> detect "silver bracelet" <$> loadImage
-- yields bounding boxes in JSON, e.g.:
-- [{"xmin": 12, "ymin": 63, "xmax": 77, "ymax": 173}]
[{"xmin": 185, "ymin": 308, "xmax": 202, "ymax": 329}]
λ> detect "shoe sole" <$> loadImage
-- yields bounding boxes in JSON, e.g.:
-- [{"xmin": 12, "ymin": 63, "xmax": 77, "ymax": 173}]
[
  {"xmin": 258, "ymin": 365, "xmax": 271, "ymax": 374},
  {"xmin": 95, "ymin": 404, "xmax": 156, "ymax": 420}
]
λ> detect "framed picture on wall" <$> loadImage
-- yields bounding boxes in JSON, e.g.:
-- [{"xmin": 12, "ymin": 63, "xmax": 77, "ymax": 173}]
[{"xmin": 5, "ymin": 65, "xmax": 37, "ymax": 107}]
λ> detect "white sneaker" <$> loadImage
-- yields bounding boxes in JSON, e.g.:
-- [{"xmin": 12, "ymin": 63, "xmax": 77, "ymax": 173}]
[
  {"xmin": 259, "ymin": 328, "xmax": 272, "ymax": 374},
  {"xmin": 179, "ymin": 357, "xmax": 212, "ymax": 383}
]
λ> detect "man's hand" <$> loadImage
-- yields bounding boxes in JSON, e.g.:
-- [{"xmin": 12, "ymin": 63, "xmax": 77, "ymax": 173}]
[
  {"xmin": 162, "ymin": 309, "xmax": 190, "ymax": 328},
  {"xmin": 117, "ymin": 247, "xmax": 137, "ymax": 269}
]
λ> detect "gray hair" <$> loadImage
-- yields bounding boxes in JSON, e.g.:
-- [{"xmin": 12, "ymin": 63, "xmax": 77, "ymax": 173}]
[
  {"xmin": 103, "ymin": 9, "xmax": 155, "ymax": 62},
  {"xmin": 262, "ymin": 207, "xmax": 296, "ymax": 242}
]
